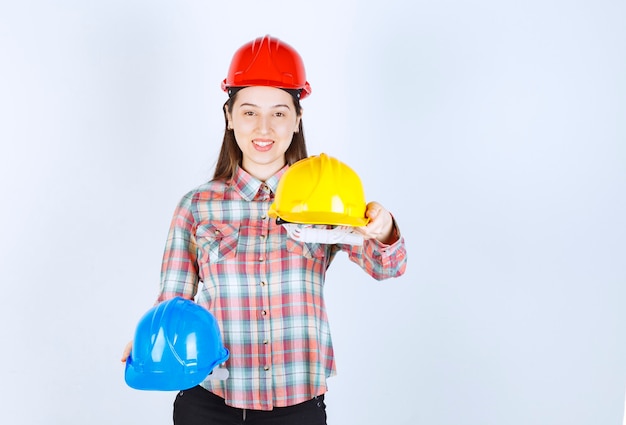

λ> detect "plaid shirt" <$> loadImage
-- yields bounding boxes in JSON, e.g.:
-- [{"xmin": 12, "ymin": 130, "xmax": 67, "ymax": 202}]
[{"xmin": 157, "ymin": 165, "xmax": 407, "ymax": 410}]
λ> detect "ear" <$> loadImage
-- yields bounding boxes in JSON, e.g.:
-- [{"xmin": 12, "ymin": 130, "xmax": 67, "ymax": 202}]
[
  {"xmin": 224, "ymin": 106, "xmax": 233, "ymax": 130},
  {"xmin": 295, "ymin": 109, "xmax": 303, "ymax": 132}
]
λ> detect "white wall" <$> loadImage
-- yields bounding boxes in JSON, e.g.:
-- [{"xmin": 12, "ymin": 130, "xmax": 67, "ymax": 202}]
[{"xmin": 1, "ymin": 1, "xmax": 625, "ymax": 424}]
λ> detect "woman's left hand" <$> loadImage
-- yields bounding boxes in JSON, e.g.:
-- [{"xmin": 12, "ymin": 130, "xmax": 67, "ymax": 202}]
[{"xmin": 354, "ymin": 202, "xmax": 397, "ymax": 244}]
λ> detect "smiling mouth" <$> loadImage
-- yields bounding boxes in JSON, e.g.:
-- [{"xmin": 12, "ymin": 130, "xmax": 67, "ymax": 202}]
[{"xmin": 253, "ymin": 140, "xmax": 273, "ymax": 147}]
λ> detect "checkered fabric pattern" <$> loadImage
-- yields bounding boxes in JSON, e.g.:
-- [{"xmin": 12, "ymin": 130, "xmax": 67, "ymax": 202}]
[{"xmin": 157, "ymin": 165, "xmax": 407, "ymax": 410}]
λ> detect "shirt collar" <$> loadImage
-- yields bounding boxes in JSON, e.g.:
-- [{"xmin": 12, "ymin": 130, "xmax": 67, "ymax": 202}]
[{"xmin": 231, "ymin": 165, "xmax": 289, "ymax": 201}]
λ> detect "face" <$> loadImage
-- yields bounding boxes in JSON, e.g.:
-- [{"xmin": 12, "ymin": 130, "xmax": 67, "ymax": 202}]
[{"xmin": 226, "ymin": 86, "xmax": 302, "ymax": 181}]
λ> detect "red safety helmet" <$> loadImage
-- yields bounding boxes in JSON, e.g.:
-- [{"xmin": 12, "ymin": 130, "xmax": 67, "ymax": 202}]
[{"xmin": 221, "ymin": 35, "xmax": 312, "ymax": 99}]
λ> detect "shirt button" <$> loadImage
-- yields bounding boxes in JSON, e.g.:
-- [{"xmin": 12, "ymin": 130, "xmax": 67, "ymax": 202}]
[
  {"xmin": 261, "ymin": 310, "xmax": 267, "ymax": 316},
  {"xmin": 259, "ymin": 256, "xmax": 265, "ymax": 262},
  {"xmin": 264, "ymin": 366, "xmax": 270, "ymax": 371},
  {"xmin": 260, "ymin": 281, "xmax": 266, "ymax": 287},
  {"xmin": 261, "ymin": 215, "xmax": 267, "ymax": 220},
  {"xmin": 263, "ymin": 339, "xmax": 269, "ymax": 345}
]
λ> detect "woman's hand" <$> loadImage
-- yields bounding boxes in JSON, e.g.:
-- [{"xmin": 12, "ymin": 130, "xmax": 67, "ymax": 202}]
[
  {"xmin": 354, "ymin": 202, "xmax": 398, "ymax": 245},
  {"xmin": 120, "ymin": 340, "xmax": 133, "ymax": 363}
]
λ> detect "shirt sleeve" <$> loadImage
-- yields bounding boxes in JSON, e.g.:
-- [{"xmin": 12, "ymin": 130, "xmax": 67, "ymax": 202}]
[
  {"xmin": 340, "ymin": 219, "xmax": 407, "ymax": 281},
  {"xmin": 157, "ymin": 191, "xmax": 200, "ymax": 301}
]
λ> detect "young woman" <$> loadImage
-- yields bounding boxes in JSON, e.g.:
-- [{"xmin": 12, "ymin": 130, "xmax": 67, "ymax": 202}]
[{"xmin": 122, "ymin": 35, "xmax": 407, "ymax": 425}]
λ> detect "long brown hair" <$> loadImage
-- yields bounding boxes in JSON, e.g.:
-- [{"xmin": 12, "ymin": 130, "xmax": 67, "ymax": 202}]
[{"xmin": 212, "ymin": 89, "xmax": 308, "ymax": 181}]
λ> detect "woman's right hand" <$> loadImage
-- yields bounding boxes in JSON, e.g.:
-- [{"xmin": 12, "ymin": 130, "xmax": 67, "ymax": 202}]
[{"xmin": 121, "ymin": 340, "xmax": 132, "ymax": 363}]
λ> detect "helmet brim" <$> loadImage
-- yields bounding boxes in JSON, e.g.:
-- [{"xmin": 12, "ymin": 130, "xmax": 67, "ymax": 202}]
[
  {"xmin": 124, "ymin": 348, "xmax": 229, "ymax": 391},
  {"xmin": 269, "ymin": 208, "xmax": 369, "ymax": 227}
]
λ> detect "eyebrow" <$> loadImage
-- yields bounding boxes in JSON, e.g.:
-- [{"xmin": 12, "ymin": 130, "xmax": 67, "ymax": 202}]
[{"xmin": 239, "ymin": 102, "xmax": 292, "ymax": 110}]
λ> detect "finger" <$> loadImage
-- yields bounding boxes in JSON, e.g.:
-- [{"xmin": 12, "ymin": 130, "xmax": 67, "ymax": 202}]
[
  {"xmin": 121, "ymin": 341, "xmax": 133, "ymax": 363},
  {"xmin": 365, "ymin": 202, "xmax": 382, "ymax": 219}
]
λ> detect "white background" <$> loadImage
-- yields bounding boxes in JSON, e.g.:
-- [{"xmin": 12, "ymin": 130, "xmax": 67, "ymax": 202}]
[{"xmin": 1, "ymin": 1, "xmax": 625, "ymax": 424}]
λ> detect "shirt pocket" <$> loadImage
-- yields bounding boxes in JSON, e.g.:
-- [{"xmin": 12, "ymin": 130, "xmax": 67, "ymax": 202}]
[
  {"xmin": 286, "ymin": 238, "xmax": 327, "ymax": 260},
  {"xmin": 195, "ymin": 222, "xmax": 239, "ymax": 263}
]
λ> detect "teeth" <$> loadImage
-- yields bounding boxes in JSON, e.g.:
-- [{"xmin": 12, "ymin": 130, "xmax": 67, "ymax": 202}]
[{"xmin": 254, "ymin": 141, "xmax": 272, "ymax": 147}]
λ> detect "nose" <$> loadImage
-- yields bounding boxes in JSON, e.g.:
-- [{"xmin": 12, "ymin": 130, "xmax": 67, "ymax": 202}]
[{"xmin": 257, "ymin": 115, "xmax": 270, "ymax": 134}]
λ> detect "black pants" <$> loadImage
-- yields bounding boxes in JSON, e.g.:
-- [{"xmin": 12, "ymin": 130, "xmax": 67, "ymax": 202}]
[{"xmin": 173, "ymin": 385, "xmax": 327, "ymax": 425}]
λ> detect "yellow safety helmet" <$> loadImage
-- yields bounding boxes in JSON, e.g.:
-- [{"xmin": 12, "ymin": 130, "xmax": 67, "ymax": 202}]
[{"xmin": 268, "ymin": 153, "xmax": 369, "ymax": 227}]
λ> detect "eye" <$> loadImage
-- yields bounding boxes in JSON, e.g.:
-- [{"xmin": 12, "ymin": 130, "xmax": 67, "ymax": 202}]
[
  {"xmin": 274, "ymin": 111, "xmax": 285, "ymax": 117},
  {"xmin": 243, "ymin": 110, "xmax": 255, "ymax": 116}
]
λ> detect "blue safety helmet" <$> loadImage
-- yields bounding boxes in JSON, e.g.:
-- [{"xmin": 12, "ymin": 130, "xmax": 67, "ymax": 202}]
[{"xmin": 124, "ymin": 297, "xmax": 229, "ymax": 391}]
